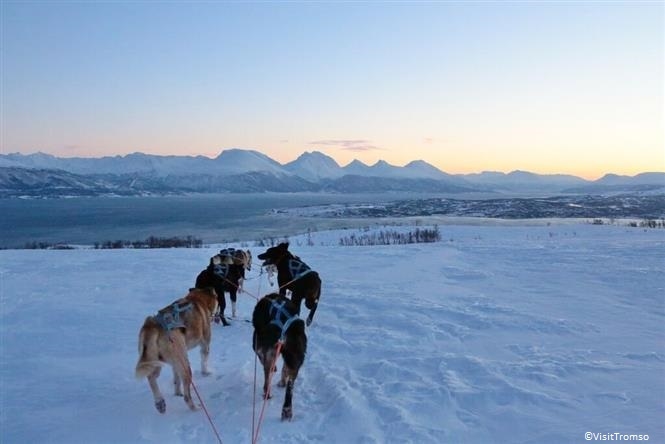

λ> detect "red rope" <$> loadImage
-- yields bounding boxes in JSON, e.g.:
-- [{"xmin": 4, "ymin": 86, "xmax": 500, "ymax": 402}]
[
  {"xmin": 168, "ymin": 335, "xmax": 224, "ymax": 444},
  {"xmin": 252, "ymin": 348, "xmax": 258, "ymax": 443},
  {"xmin": 252, "ymin": 341, "xmax": 283, "ymax": 444},
  {"xmin": 191, "ymin": 379, "xmax": 224, "ymax": 444},
  {"xmin": 251, "ymin": 273, "xmax": 264, "ymax": 441}
]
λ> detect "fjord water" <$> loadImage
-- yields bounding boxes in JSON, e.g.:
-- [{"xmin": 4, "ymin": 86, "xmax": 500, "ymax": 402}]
[{"xmin": 0, "ymin": 193, "xmax": 425, "ymax": 248}]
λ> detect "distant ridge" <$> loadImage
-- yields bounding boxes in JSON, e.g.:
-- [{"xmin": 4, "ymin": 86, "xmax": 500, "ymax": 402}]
[{"xmin": 0, "ymin": 149, "xmax": 663, "ymax": 197}]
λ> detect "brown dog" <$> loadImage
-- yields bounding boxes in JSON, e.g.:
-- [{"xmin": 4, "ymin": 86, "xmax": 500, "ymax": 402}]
[{"xmin": 135, "ymin": 287, "xmax": 218, "ymax": 413}]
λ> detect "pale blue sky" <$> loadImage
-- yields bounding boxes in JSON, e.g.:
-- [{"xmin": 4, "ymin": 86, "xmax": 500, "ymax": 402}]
[{"xmin": 2, "ymin": 1, "xmax": 663, "ymax": 178}]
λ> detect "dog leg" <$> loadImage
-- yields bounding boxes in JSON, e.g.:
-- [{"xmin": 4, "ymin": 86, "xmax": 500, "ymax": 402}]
[
  {"xmin": 183, "ymin": 375, "xmax": 198, "ymax": 411},
  {"xmin": 281, "ymin": 378, "xmax": 294, "ymax": 421},
  {"xmin": 200, "ymin": 341, "xmax": 211, "ymax": 376},
  {"xmin": 173, "ymin": 369, "xmax": 183, "ymax": 396},
  {"xmin": 278, "ymin": 366, "xmax": 288, "ymax": 387},
  {"xmin": 175, "ymin": 358, "xmax": 197, "ymax": 411},
  {"xmin": 232, "ymin": 301, "xmax": 237, "ymax": 319},
  {"xmin": 291, "ymin": 293, "xmax": 304, "ymax": 316},
  {"xmin": 147, "ymin": 367, "xmax": 166, "ymax": 413},
  {"xmin": 259, "ymin": 349, "xmax": 277, "ymax": 399},
  {"xmin": 263, "ymin": 362, "xmax": 273, "ymax": 399},
  {"xmin": 306, "ymin": 306, "xmax": 317, "ymax": 326}
]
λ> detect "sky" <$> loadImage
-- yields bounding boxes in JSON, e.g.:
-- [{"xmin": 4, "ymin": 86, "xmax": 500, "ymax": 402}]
[
  {"xmin": 1, "ymin": 223, "xmax": 664, "ymax": 443},
  {"xmin": 1, "ymin": 1, "xmax": 663, "ymax": 179}
]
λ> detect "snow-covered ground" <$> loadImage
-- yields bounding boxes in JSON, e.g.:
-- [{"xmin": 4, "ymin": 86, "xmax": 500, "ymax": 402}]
[{"xmin": 1, "ymin": 223, "xmax": 663, "ymax": 443}]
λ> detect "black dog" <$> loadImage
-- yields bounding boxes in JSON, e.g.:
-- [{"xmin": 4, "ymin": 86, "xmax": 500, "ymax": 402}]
[
  {"xmin": 217, "ymin": 248, "xmax": 252, "ymax": 319},
  {"xmin": 257, "ymin": 242, "xmax": 321, "ymax": 326},
  {"xmin": 252, "ymin": 293, "xmax": 307, "ymax": 420},
  {"xmin": 194, "ymin": 254, "xmax": 234, "ymax": 326}
]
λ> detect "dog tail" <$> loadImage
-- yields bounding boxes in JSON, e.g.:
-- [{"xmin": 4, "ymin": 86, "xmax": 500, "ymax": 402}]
[
  {"xmin": 135, "ymin": 360, "xmax": 163, "ymax": 379},
  {"xmin": 135, "ymin": 318, "xmax": 164, "ymax": 379}
]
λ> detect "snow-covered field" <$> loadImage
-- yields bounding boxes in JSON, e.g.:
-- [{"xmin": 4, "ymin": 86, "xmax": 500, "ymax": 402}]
[{"xmin": 1, "ymin": 223, "xmax": 663, "ymax": 443}]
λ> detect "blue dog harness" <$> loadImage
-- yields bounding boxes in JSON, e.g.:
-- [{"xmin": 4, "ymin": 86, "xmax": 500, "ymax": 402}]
[
  {"xmin": 269, "ymin": 299, "xmax": 298, "ymax": 341},
  {"xmin": 288, "ymin": 259, "xmax": 314, "ymax": 281},
  {"xmin": 213, "ymin": 263, "xmax": 230, "ymax": 279},
  {"xmin": 154, "ymin": 301, "xmax": 193, "ymax": 331}
]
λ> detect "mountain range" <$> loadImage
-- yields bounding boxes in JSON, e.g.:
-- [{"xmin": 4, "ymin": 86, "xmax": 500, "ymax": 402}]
[{"xmin": 0, "ymin": 149, "xmax": 663, "ymax": 197}]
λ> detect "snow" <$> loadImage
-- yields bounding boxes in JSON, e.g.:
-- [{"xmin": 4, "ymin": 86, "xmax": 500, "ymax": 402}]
[{"xmin": 1, "ymin": 223, "xmax": 664, "ymax": 443}]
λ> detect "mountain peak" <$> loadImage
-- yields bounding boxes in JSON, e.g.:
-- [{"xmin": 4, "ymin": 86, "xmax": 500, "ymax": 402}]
[
  {"xmin": 405, "ymin": 159, "xmax": 429, "ymax": 167},
  {"xmin": 346, "ymin": 159, "xmax": 368, "ymax": 167},
  {"xmin": 215, "ymin": 149, "xmax": 287, "ymax": 175},
  {"xmin": 403, "ymin": 159, "xmax": 451, "ymax": 179},
  {"xmin": 283, "ymin": 151, "xmax": 342, "ymax": 181}
]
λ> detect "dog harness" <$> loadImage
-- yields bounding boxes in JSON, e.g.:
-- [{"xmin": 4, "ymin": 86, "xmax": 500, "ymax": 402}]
[
  {"xmin": 269, "ymin": 299, "xmax": 298, "ymax": 341},
  {"xmin": 288, "ymin": 258, "xmax": 314, "ymax": 281},
  {"xmin": 154, "ymin": 301, "xmax": 193, "ymax": 331},
  {"xmin": 213, "ymin": 263, "xmax": 230, "ymax": 279},
  {"xmin": 219, "ymin": 248, "xmax": 237, "ymax": 259}
]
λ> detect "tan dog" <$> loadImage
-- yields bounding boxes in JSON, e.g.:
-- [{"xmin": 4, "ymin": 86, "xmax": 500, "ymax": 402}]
[
  {"xmin": 135, "ymin": 287, "xmax": 218, "ymax": 413},
  {"xmin": 231, "ymin": 249, "xmax": 252, "ymax": 270}
]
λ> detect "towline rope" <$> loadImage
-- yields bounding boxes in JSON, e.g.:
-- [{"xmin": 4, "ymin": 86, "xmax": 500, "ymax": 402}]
[
  {"xmin": 251, "ymin": 340, "xmax": 284, "ymax": 444},
  {"xmin": 168, "ymin": 335, "xmax": 224, "ymax": 444}
]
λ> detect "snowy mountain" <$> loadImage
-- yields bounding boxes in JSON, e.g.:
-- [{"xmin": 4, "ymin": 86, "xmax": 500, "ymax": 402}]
[
  {"xmin": 462, "ymin": 170, "xmax": 589, "ymax": 191},
  {"xmin": 402, "ymin": 160, "xmax": 455, "ymax": 180},
  {"xmin": 0, "ymin": 167, "xmax": 152, "ymax": 197},
  {"xmin": 0, "ymin": 152, "xmax": 214, "ymax": 176},
  {"xmin": 341, "ymin": 159, "xmax": 373, "ymax": 176},
  {"xmin": 283, "ymin": 151, "xmax": 345, "ymax": 181},
  {"xmin": 563, "ymin": 172, "xmax": 665, "ymax": 194},
  {"xmin": 214, "ymin": 149, "xmax": 291, "ymax": 176},
  {"xmin": 1, "ymin": 150, "xmax": 663, "ymax": 197},
  {"xmin": 595, "ymin": 172, "xmax": 665, "ymax": 186}
]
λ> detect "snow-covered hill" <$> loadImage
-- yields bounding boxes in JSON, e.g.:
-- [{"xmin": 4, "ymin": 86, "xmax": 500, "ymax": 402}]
[{"xmin": 1, "ymin": 223, "xmax": 663, "ymax": 443}]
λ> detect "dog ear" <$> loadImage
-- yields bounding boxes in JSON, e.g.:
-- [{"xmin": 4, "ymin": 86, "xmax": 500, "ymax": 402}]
[{"xmin": 280, "ymin": 242, "xmax": 289, "ymax": 250}]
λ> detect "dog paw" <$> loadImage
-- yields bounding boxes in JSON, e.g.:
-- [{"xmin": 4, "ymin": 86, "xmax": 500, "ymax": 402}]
[
  {"xmin": 155, "ymin": 399, "xmax": 166, "ymax": 414},
  {"xmin": 306, "ymin": 317, "xmax": 312, "ymax": 326},
  {"xmin": 281, "ymin": 407, "xmax": 293, "ymax": 421},
  {"xmin": 201, "ymin": 370, "xmax": 212, "ymax": 376}
]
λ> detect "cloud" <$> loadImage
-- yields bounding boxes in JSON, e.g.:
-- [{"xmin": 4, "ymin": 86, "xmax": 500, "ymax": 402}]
[{"xmin": 309, "ymin": 139, "xmax": 383, "ymax": 152}]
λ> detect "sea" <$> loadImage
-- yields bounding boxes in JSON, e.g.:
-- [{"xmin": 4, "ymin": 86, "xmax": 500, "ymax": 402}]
[{"xmin": 0, "ymin": 192, "xmax": 439, "ymax": 249}]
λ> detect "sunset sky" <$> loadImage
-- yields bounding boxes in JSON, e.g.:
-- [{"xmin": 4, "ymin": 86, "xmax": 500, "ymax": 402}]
[{"xmin": 1, "ymin": 1, "xmax": 663, "ymax": 179}]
